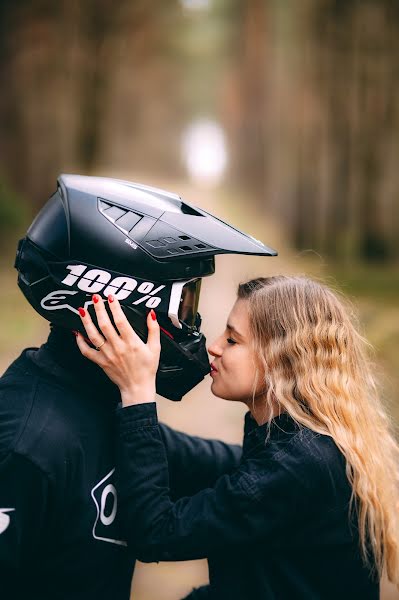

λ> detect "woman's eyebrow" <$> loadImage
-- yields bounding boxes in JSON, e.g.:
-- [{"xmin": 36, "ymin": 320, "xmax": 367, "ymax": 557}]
[{"xmin": 226, "ymin": 323, "xmax": 244, "ymax": 339}]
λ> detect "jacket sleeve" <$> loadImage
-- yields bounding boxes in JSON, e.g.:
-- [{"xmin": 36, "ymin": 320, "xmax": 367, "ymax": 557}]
[
  {"xmin": 0, "ymin": 452, "xmax": 52, "ymax": 582},
  {"xmin": 158, "ymin": 423, "xmax": 241, "ymax": 499},
  {"xmin": 182, "ymin": 585, "xmax": 211, "ymax": 599},
  {"xmin": 116, "ymin": 403, "xmax": 309, "ymax": 562}
]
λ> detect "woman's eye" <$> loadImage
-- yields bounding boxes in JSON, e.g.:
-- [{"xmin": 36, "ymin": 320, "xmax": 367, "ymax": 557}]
[{"xmin": 226, "ymin": 337, "xmax": 236, "ymax": 345}]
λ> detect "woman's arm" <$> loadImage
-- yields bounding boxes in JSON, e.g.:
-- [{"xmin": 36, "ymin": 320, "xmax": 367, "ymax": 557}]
[
  {"xmin": 75, "ymin": 294, "xmax": 241, "ymax": 498},
  {"xmin": 159, "ymin": 424, "xmax": 241, "ymax": 499},
  {"xmin": 116, "ymin": 401, "xmax": 308, "ymax": 563},
  {"xmin": 74, "ymin": 295, "xmax": 309, "ymax": 562}
]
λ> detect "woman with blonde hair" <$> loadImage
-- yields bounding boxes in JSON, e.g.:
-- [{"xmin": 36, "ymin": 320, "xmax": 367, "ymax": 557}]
[{"xmin": 76, "ymin": 275, "xmax": 399, "ymax": 599}]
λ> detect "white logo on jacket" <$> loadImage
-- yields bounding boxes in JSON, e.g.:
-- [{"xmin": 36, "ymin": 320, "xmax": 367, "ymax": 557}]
[
  {"xmin": 0, "ymin": 508, "xmax": 15, "ymax": 535},
  {"xmin": 91, "ymin": 469, "xmax": 127, "ymax": 546}
]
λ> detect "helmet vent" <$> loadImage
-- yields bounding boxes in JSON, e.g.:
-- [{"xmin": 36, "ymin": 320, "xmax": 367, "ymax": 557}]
[
  {"xmin": 100, "ymin": 202, "xmax": 126, "ymax": 221},
  {"xmin": 166, "ymin": 248, "xmax": 184, "ymax": 254},
  {"xmin": 146, "ymin": 238, "xmax": 211, "ymax": 256},
  {"xmin": 146, "ymin": 240, "xmax": 166, "ymax": 248},
  {"xmin": 143, "ymin": 227, "xmax": 215, "ymax": 258},
  {"xmin": 180, "ymin": 203, "xmax": 204, "ymax": 217},
  {"xmin": 115, "ymin": 211, "xmax": 142, "ymax": 232},
  {"xmin": 99, "ymin": 199, "xmax": 142, "ymax": 235}
]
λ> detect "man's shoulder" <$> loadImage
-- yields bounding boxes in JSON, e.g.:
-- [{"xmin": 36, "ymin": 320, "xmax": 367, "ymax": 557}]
[
  {"xmin": 0, "ymin": 349, "xmax": 81, "ymax": 467},
  {"xmin": 0, "ymin": 349, "xmax": 39, "ymax": 455}
]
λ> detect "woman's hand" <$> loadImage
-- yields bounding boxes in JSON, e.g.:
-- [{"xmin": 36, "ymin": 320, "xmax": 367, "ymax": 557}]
[{"xmin": 75, "ymin": 294, "xmax": 160, "ymax": 407}]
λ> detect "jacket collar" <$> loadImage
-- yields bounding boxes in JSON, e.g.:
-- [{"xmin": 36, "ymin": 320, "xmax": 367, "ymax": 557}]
[
  {"xmin": 26, "ymin": 326, "xmax": 121, "ymax": 405},
  {"xmin": 243, "ymin": 410, "xmax": 300, "ymax": 457}
]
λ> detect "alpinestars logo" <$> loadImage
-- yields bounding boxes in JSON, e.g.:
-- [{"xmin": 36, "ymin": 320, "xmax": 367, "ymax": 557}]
[
  {"xmin": 40, "ymin": 290, "xmax": 93, "ymax": 315},
  {"xmin": 0, "ymin": 508, "xmax": 15, "ymax": 535},
  {"xmin": 91, "ymin": 469, "xmax": 126, "ymax": 546},
  {"xmin": 41, "ymin": 290, "xmax": 93, "ymax": 315}
]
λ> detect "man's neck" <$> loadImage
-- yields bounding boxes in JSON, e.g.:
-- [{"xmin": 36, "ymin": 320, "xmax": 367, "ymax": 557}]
[{"xmin": 31, "ymin": 325, "xmax": 120, "ymax": 403}]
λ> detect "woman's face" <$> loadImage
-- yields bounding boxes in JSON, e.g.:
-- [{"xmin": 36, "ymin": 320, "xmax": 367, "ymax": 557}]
[{"xmin": 208, "ymin": 298, "xmax": 261, "ymax": 404}]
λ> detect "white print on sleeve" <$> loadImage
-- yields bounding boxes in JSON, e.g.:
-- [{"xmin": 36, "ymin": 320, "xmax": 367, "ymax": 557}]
[
  {"xmin": 0, "ymin": 508, "xmax": 15, "ymax": 535},
  {"xmin": 91, "ymin": 469, "xmax": 127, "ymax": 546}
]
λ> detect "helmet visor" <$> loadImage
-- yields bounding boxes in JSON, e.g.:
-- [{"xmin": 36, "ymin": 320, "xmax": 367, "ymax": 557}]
[
  {"xmin": 179, "ymin": 278, "xmax": 202, "ymax": 327},
  {"xmin": 169, "ymin": 278, "xmax": 202, "ymax": 329}
]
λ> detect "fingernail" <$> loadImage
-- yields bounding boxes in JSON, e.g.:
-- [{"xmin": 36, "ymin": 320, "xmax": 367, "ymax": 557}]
[
  {"xmin": 72, "ymin": 330, "xmax": 79, "ymax": 337},
  {"xmin": 108, "ymin": 295, "xmax": 114, "ymax": 303},
  {"xmin": 93, "ymin": 295, "xmax": 99, "ymax": 304},
  {"xmin": 78, "ymin": 307, "xmax": 86, "ymax": 317},
  {"xmin": 150, "ymin": 309, "xmax": 157, "ymax": 321}
]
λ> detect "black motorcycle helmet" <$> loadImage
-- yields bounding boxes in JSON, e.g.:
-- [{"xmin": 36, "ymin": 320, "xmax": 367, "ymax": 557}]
[{"xmin": 15, "ymin": 174, "xmax": 277, "ymax": 400}]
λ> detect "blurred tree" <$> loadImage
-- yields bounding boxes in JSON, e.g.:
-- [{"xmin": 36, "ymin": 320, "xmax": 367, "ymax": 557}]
[
  {"xmin": 0, "ymin": 174, "xmax": 29, "ymax": 245},
  {"xmin": 219, "ymin": 0, "xmax": 399, "ymax": 263},
  {"xmin": 1, "ymin": 0, "xmax": 398, "ymax": 263},
  {"xmin": 0, "ymin": 0, "xmax": 185, "ymax": 208},
  {"xmin": 218, "ymin": 0, "xmax": 269, "ymax": 204},
  {"xmin": 309, "ymin": 0, "xmax": 399, "ymax": 262},
  {"xmin": 0, "ymin": 0, "xmax": 28, "ymax": 196},
  {"xmin": 96, "ymin": 1, "xmax": 186, "ymax": 175}
]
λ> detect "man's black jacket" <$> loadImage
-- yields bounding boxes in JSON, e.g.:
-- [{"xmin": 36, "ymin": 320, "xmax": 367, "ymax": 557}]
[
  {"xmin": 116, "ymin": 402, "xmax": 379, "ymax": 600},
  {"xmin": 0, "ymin": 330, "xmax": 240, "ymax": 600}
]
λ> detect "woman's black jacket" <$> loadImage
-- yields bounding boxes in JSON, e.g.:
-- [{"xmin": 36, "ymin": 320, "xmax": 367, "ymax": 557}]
[{"xmin": 116, "ymin": 402, "xmax": 379, "ymax": 600}]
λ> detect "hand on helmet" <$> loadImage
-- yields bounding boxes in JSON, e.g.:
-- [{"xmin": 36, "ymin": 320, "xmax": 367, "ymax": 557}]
[{"xmin": 75, "ymin": 294, "xmax": 160, "ymax": 406}]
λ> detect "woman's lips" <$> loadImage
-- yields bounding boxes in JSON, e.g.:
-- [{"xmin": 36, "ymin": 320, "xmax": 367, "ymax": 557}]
[{"xmin": 210, "ymin": 363, "xmax": 218, "ymax": 376}]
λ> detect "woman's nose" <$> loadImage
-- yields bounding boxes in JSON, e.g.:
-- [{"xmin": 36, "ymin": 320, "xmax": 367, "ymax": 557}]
[{"xmin": 208, "ymin": 336, "xmax": 223, "ymax": 358}]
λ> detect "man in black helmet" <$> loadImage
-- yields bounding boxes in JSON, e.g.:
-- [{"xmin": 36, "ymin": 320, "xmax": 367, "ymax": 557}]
[{"xmin": 0, "ymin": 175, "xmax": 276, "ymax": 599}]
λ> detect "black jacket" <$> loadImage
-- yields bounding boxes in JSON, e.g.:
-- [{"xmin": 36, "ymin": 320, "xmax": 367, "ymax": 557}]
[
  {"xmin": 0, "ymin": 330, "xmax": 240, "ymax": 600},
  {"xmin": 116, "ymin": 402, "xmax": 379, "ymax": 600}
]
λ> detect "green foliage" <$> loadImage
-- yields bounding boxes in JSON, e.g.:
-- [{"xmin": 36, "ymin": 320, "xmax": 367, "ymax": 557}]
[
  {"xmin": 0, "ymin": 175, "xmax": 29, "ymax": 241},
  {"xmin": 332, "ymin": 264, "xmax": 399, "ymax": 304}
]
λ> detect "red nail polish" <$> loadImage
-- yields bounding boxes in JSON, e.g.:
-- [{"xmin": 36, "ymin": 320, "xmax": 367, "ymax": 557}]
[
  {"xmin": 78, "ymin": 307, "xmax": 86, "ymax": 317},
  {"xmin": 108, "ymin": 295, "xmax": 114, "ymax": 303},
  {"xmin": 150, "ymin": 309, "xmax": 157, "ymax": 321},
  {"xmin": 72, "ymin": 330, "xmax": 79, "ymax": 337},
  {"xmin": 93, "ymin": 295, "xmax": 99, "ymax": 304}
]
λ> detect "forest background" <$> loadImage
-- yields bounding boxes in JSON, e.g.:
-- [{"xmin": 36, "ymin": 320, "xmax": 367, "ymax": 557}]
[{"xmin": 0, "ymin": 1, "xmax": 398, "ymax": 598}]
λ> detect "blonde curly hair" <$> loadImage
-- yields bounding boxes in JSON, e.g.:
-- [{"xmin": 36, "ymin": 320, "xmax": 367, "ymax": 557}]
[{"xmin": 238, "ymin": 275, "xmax": 399, "ymax": 585}]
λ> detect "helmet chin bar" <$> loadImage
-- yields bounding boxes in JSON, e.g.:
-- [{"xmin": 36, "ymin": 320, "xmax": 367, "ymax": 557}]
[{"xmin": 156, "ymin": 328, "xmax": 211, "ymax": 401}]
